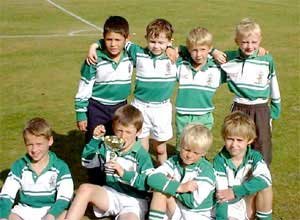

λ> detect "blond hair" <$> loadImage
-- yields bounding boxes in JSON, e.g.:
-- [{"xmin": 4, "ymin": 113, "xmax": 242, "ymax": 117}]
[
  {"xmin": 221, "ymin": 111, "xmax": 256, "ymax": 141},
  {"xmin": 186, "ymin": 27, "xmax": 213, "ymax": 48},
  {"xmin": 235, "ymin": 18, "xmax": 261, "ymax": 39},
  {"xmin": 23, "ymin": 117, "xmax": 52, "ymax": 140},
  {"xmin": 180, "ymin": 123, "xmax": 213, "ymax": 152},
  {"xmin": 145, "ymin": 18, "xmax": 174, "ymax": 40},
  {"xmin": 113, "ymin": 104, "xmax": 143, "ymax": 131}
]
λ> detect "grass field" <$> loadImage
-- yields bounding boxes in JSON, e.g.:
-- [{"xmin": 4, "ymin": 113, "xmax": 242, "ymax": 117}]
[{"xmin": 0, "ymin": 0, "xmax": 299, "ymax": 219}]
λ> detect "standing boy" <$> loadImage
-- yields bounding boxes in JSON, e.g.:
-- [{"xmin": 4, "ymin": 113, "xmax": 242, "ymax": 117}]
[
  {"xmin": 65, "ymin": 105, "xmax": 154, "ymax": 220},
  {"xmin": 220, "ymin": 18, "xmax": 281, "ymax": 165},
  {"xmin": 74, "ymin": 16, "xmax": 134, "ymax": 184},
  {"xmin": 87, "ymin": 18, "xmax": 177, "ymax": 165},
  {"xmin": 175, "ymin": 27, "xmax": 226, "ymax": 151},
  {"xmin": 0, "ymin": 118, "xmax": 74, "ymax": 220},
  {"xmin": 147, "ymin": 124, "xmax": 216, "ymax": 220},
  {"xmin": 214, "ymin": 111, "xmax": 273, "ymax": 220}
]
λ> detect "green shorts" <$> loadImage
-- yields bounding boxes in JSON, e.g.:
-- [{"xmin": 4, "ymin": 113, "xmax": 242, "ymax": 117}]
[{"xmin": 175, "ymin": 112, "xmax": 214, "ymax": 151}]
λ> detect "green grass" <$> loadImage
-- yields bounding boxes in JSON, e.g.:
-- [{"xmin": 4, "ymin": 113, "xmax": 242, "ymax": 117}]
[{"xmin": 1, "ymin": 0, "xmax": 299, "ymax": 219}]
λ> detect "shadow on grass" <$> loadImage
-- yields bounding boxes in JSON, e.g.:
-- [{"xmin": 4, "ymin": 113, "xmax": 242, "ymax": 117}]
[{"xmin": 51, "ymin": 130, "xmax": 88, "ymax": 188}]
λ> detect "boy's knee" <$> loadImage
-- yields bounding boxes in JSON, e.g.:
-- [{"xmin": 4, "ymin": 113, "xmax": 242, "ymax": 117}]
[{"xmin": 76, "ymin": 183, "xmax": 95, "ymax": 195}]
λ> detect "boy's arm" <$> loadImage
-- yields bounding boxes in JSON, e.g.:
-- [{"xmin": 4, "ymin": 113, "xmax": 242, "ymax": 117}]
[
  {"xmin": 233, "ymin": 154, "xmax": 272, "ymax": 199},
  {"xmin": 269, "ymin": 59, "xmax": 281, "ymax": 120},
  {"xmin": 81, "ymin": 138, "xmax": 102, "ymax": 168},
  {"xmin": 47, "ymin": 164, "xmax": 74, "ymax": 217},
  {"xmin": 74, "ymin": 62, "xmax": 96, "ymax": 126},
  {"xmin": 0, "ymin": 164, "xmax": 22, "ymax": 218},
  {"xmin": 175, "ymin": 165, "xmax": 216, "ymax": 209},
  {"xmin": 86, "ymin": 43, "xmax": 99, "ymax": 65},
  {"xmin": 147, "ymin": 159, "xmax": 180, "ymax": 196}
]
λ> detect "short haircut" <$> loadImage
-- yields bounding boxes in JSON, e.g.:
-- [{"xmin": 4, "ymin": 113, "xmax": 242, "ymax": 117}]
[
  {"xmin": 103, "ymin": 16, "xmax": 129, "ymax": 38},
  {"xmin": 180, "ymin": 123, "xmax": 213, "ymax": 152},
  {"xmin": 221, "ymin": 111, "xmax": 257, "ymax": 141},
  {"xmin": 23, "ymin": 117, "xmax": 52, "ymax": 140},
  {"xmin": 235, "ymin": 18, "xmax": 261, "ymax": 39},
  {"xmin": 145, "ymin": 18, "xmax": 174, "ymax": 40},
  {"xmin": 186, "ymin": 27, "xmax": 213, "ymax": 48},
  {"xmin": 113, "ymin": 104, "xmax": 143, "ymax": 131}
]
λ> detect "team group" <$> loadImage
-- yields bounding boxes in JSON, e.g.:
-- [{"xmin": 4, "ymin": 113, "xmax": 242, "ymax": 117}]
[{"xmin": 0, "ymin": 15, "xmax": 281, "ymax": 220}]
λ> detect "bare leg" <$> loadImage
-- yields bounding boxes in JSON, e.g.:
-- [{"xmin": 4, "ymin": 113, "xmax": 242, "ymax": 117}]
[
  {"xmin": 152, "ymin": 140, "xmax": 167, "ymax": 165},
  {"xmin": 65, "ymin": 183, "xmax": 109, "ymax": 220},
  {"xmin": 256, "ymin": 186, "xmax": 273, "ymax": 217},
  {"xmin": 8, "ymin": 213, "xmax": 23, "ymax": 220},
  {"xmin": 140, "ymin": 136, "xmax": 150, "ymax": 151},
  {"xmin": 118, "ymin": 212, "xmax": 139, "ymax": 220},
  {"xmin": 150, "ymin": 191, "xmax": 167, "ymax": 212},
  {"xmin": 245, "ymin": 194, "xmax": 256, "ymax": 220}
]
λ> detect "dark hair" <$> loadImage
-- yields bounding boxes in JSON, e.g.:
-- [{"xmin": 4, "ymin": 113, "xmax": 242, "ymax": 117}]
[
  {"xmin": 103, "ymin": 16, "xmax": 129, "ymax": 38},
  {"xmin": 113, "ymin": 105, "xmax": 143, "ymax": 131}
]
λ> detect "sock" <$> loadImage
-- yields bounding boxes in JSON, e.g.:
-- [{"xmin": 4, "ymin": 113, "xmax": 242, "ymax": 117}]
[
  {"xmin": 148, "ymin": 209, "xmax": 167, "ymax": 220},
  {"xmin": 256, "ymin": 210, "xmax": 272, "ymax": 220}
]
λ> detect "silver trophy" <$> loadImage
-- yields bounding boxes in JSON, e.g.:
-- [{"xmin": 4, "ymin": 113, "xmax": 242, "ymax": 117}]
[
  {"xmin": 103, "ymin": 135, "xmax": 125, "ymax": 161},
  {"xmin": 103, "ymin": 135, "xmax": 125, "ymax": 174}
]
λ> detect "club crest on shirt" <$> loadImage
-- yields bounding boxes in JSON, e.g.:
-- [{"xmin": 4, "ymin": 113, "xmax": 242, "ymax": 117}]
[
  {"xmin": 207, "ymin": 73, "xmax": 213, "ymax": 86},
  {"xmin": 255, "ymin": 72, "xmax": 264, "ymax": 84},
  {"xmin": 228, "ymin": 71, "xmax": 239, "ymax": 80},
  {"xmin": 165, "ymin": 62, "xmax": 172, "ymax": 76},
  {"xmin": 49, "ymin": 174, "xmax": 57, "ymax": 188}
]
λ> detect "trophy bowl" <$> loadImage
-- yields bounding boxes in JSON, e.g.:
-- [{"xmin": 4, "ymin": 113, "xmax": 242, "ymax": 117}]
[{"xmin": 103, "ymin": 135, "xmax": 125, "ymax": 161}]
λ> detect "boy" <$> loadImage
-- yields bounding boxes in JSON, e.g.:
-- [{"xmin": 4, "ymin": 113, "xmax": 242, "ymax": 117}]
[
  {"xmin": 65, "ymin": 105, "xmax": 154, "ymax": 220},
  {"xmin": 87, "ymin": 18, "xmax": 177, "ymax": 165},
  {"xmin": 0, "ymin": 118, "xmax": 74, "ymax": 220},
  {"xmin": 175, "ymin": 27, "xmax": 226, "ymax": 151},
  {"xmin": 219, "ymin": 18, "xmax": 281, "ymax": 165},
  {"xmin": 74, "ymin": 16, "xmax": 134, "ymax": 184},
  {"xmin": 213, "ymin": 111, "xmax": 273, "ymax": 220},
  {"xmin": 147, "ymin": 124, "xmax": 216, "ymax": 220}
]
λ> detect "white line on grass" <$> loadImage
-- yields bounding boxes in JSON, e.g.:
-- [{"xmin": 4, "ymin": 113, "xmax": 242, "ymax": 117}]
[
  {"xmin": 0, "ymin": 33, "xmax": 99, "ymax": 39},
  {"xmin": 46, "ymin": 0, "xmax": 103, "ymax": 32}
]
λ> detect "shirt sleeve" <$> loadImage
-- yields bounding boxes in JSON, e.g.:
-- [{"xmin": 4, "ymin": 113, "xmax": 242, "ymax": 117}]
[
  {"xmin": 147, "ymin": 159, "xmax": 180, "ymax": 196},
  {"xmin": 48, "ymin": 163, "xmax": 74, "ymax": 217},
  {"xmin": 176, "ymin": 170, "xmax": 215, "ymax": 209},
  {"xmin": 74, "ymin": 62, "xmax": 96, "ymax": 122},
  {"xmin": 0, "ymin": 162, "xmax": 22, "ymax": 218},
  {"xmin": 268, "ymin": 57, "xmax": 281, "ymax": 119},
  {"xmin": 233, "ymin": 153, "xmax": 272, "ymax": 198},
  {"xmin": 81, "ymin": 138, "xmax": 102, "ymax": 168}
]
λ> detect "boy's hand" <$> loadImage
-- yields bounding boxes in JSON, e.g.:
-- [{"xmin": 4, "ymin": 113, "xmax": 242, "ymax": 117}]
[
  {"xmin": 258, "ymin": 47, "xmax": 269, "ymax": 56},
  {"xmin": 105, "ymin": 160, "xmax": 124, "ymax": 177},
  {"xmin": 216, "ymin": 188, "xmax": 235, "ymax": 203},
  {"xmin": 93, "ymin": 125, "xmax": 106, "ymax": 138},
  {"xmin": 212, "ymin": 49, "xmax": 227, "ymax": 64},
  {"xmin": 86, "ymin": 43, "xmax": 99, "ymax": 65},
  {"xmin": 166, "ymin": 47, "xmax": 179, "ymax": 63},
  {"xmin": 41, "ymin": 214, "xmax": 55, "ymax": 220},
  {"xmin": 77, "ymin": 120, "xmax": 87, "ymax": 132},
  {"xmin": 177, "ymin": 180, "xmax": 198, "ymax": 193}
]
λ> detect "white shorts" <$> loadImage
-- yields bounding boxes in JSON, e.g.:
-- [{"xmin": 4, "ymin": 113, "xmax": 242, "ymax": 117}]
[
  {"xmin": 11, "ymin": 203, "xmax": 50, "ymax": 220},
  {"xmin": 131, "ymin": 98, "xmax": 173, "ymax": 141},
  {"xmin": 171, "ymin": 200, "xmax": 214, "ymax": 220},
  {"xmin": 93, "ymin": 186, "xmax": 148, "ymax": 220},
  {"xmin": 228, "ymin": 198, "xmax": 248, "ymax": 220}
]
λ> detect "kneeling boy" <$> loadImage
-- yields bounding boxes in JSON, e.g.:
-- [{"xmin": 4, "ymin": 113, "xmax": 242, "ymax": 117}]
[
  {"xmin": 65, "ymin": 105, "xmax": 154, "ymax": 220},
  {"xmin": 0, "ymin": 118, "xmax": 74, "ymax": 220},
  {"xmin": 147, "ymin": 124, "xmax": 216, "ymax": 220},
  {"xmin": 213, "ymin": 111, "xmax": 272, "ymax": 220}
]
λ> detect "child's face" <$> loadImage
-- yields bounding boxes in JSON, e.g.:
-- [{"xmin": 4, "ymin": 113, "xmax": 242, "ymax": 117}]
[
  {"xmin": 146, "ymin": 32, "xmax": 171, "ymax": 56},
  {"xmin": 235, "ymin": 32, "xmax": 261, "ymax": 56},
  {"xmin": 224, "ymin": 135, "xmax": 253, "ymax": 159},
  {"xmin": 104, "ymin": 32, "xmax": 127, "ymax": 59},
  {"xmin": 24, "ymin": 133, "xmax": 53, "ymax": 163},
  {"xmin": 113, "ymin": 122, "xmax": 140, "ymax": 152},
  {"xmin": 188, "ymin": 44, "xmax": 211, "ymax": 68},
  {"xmin": 180, "ymin": 145, "xmax": 205, "ymax": 166}
]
